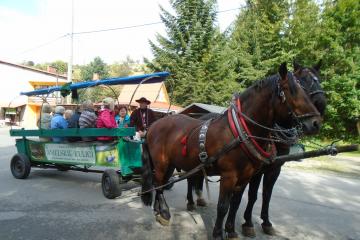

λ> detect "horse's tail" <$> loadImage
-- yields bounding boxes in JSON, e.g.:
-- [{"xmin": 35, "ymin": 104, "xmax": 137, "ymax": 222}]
[{"xmin": 141, "ymin": 139, "xmax": 153, "ymax": 206}]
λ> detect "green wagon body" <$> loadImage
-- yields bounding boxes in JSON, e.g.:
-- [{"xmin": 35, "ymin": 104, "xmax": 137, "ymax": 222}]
[{"xmin": 10, "ymin": 128, "xmax": 142, "ymax": 176}]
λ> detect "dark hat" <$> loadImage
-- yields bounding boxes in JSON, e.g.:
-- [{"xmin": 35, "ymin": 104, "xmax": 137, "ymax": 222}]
[{"xmin": 135, "ymin": 97, "xmax": 151, "ymax": 104}]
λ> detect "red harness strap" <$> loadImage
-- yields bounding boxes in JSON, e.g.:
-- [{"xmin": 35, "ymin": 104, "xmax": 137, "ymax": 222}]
[
  {"xmin": 228, "ymin": 98, "xmax": 276, "ymax": 162},
  {"xmin": 181, "ymin": 135, "xmax": 187, "ymax": 157}
]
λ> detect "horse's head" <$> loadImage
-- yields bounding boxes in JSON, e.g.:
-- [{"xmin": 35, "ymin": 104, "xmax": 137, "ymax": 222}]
[
  {"xmin": 294, "ymin": 60, "xmax": 327, "ymax": 117},
  {"xmin": 275, "ymin": 62, "xmax": 322, "ymax": 135}
]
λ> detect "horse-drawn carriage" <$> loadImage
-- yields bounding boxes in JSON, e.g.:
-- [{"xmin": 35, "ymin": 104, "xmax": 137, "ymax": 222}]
[
  {"xmin": 9, "ymin": 64, "xmax": 358, "ymax": 239},
  {"xmin": 9, "ymin": 72, "xmax": 171, "ymax": 199}
]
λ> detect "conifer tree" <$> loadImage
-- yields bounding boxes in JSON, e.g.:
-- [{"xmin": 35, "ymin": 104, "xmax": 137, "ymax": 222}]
[{"xmin": 147, "ymin": 0, "xmax": 237, "ymax": 106}]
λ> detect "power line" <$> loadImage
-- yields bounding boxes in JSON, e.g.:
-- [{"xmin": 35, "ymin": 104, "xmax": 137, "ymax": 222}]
[
  {"xmin": 73, "ymin": 22, "xmax": 162, "ymax": 35},
  {"xmin": 18, "ymin": 6, "xmax": 245, "ymax": 54},
  {"xmin": 73, "ymin": 7, "xmax": 244, "ymax": 35},
  {"xmin": 19, "ymin": 34, "xmax": 68, "ymax": 55}
]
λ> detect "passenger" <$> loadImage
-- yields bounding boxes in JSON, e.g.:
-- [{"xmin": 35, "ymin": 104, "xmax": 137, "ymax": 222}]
[
  {"xmin": 116, "ymin": 105, "xmax": 130, "ymax": 128},
  {"xmin": 79, "ymin": 100, "xmax": 97, "ymax": 141},
  {"xmin": 50, "ymin": 106, "xmax": 68, "ymax": 143},
  {"xmin": 96, "ymin": 97, "xmax": 117, "ymax": 141},
  {"xmin": 68, "ymin": 107, "xmax": 81, "ymax": 142},
  {"xmin": 129, "ymin": 97, "xmax": 156, "ymax": 138},
  {"xmin": 64, "ymin": 110, "xmax": 73, "ymax": 125},
  {"xmin": 38, "ymin": 103, "xmax": 52, "ymax": 141}
]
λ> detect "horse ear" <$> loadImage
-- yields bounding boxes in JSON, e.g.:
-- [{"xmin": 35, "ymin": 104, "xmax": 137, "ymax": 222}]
[
  {"xmin": 293, "ymin": 60, "xmax": 301, "ymax": 72},
  {"xmin": 313, "ymin": 59, "xmax": 322, "ymax": 72},
  {"xmin": 279, "ymin": 62, "xmax": 288, "ymax": 80}
]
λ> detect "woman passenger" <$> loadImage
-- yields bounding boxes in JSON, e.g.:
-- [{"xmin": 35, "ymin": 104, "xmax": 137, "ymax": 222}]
[
  {"xmin": 79, "ymin": 100, "xmax": 97, "ymax": 141},
  {"xmin": 116, "ymin": 105, "xmax": 130, "ymax": 128},
  {"xmin": 96, "ymin": 98, "xmax": 117, "ymax": 141},
  {"xmin": 50, "ymin": 106, "xmax": 68, "ymax": 143}
]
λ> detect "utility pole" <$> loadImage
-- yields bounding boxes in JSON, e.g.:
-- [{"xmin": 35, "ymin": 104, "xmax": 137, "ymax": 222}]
[{"xmin": 66, "ymin": 0, "xmax": 74, "ymax": 104}]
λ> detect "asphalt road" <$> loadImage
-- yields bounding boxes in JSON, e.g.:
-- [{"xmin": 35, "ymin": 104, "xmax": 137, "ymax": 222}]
[{"xmin": 0, "ymin": 128, "xmax": 359, "ymax": 240}]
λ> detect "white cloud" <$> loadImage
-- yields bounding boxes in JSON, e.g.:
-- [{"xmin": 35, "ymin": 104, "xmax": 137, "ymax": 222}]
[{"xmin": 0, "ymin": 0, "xmax": 243, "ymax": 65}]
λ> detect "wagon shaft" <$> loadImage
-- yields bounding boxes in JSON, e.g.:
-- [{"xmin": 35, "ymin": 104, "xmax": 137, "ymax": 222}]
[{"xmin": 276, "ymin": 144, "xmax": 359, "ymax": 163}]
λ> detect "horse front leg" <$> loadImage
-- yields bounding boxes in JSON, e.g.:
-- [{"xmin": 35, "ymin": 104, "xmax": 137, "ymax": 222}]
[
  {"xmin": 242, "ymin": 172, "xmax": 263, "ymax": 238},
  {"xmin": 213, "ymin": 175, "xmax": 236, "ymax": 240},
  {"xmin": 224, "ymin": 185, "xmax": 246, "ymax": 240},
  {"xmin": 260, "ymin": 165, "xmax": 282, "ymax": 235}
]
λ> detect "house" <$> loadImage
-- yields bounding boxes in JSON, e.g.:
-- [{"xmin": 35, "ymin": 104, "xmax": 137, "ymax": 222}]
[
  {"xmin": 0, "ymin": 60, "xmax": 69, "ymax": 128},
  {"xmin": 179, "ymin": 103, "xmax": 227, "ymax": 118}
]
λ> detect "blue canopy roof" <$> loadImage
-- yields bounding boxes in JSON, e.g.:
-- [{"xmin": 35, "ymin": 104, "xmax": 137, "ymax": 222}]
[{"xmin": 21, "ymin": 72, "xmax": 170, "ymax": 96}]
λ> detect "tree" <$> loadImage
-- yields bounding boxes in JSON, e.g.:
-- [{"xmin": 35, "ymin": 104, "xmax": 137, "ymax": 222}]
[
  {"xmin": 147, "ymin": 0, "xmax": 237, "ymax": 106},
  {"xmin": 285, "ymin": 0, "xmax": 322, "ymax": 64},
  {"xmin": 80, "ymin": 56, "xmax": 109, "ymax": 81},
  {"xmin": 79, "ymin": 57, "xmax": 111, "ymax": 103},
  {"xmin": 50, "ymin": 60, "xmax": 68, "ymax": 75},
  {"xmin": 229, "ymin": 0, "xmax": 291, "ymax": 87},
  {"xmin": 315, "ymin": 0, "xmax": 360, "ymax": 141},
  {"xmin": 109, "ymin": 56, "xmax": 137, "ymax": 77}
]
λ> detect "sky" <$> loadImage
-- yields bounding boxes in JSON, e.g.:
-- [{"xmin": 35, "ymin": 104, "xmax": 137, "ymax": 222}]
[{"xmin": 0, "ymin": 0, "xmax": 244, "ymax": 65}]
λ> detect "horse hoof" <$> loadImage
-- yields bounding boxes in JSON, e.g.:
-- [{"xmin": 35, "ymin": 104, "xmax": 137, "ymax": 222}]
[
  {"xmin": 262, "ymin": 224, "xmax": 276, "ymax": 235},
  {"xmin": 156, "ymin": 214, "xmax": 170, "ymax": 226},
  {"xmin": 196, "ymin": 198, "xmax": 207, "ymax": 207},
  {"xmin": 226, "ymin": 232, "xmax": 239, "ymax": 240},
  {"xmin": 241, "ymin": 225, "xmax": 256, "ymax": 238},
  {"xmin": 187, "ymin": 203, "xmax": 196, "ymax": 211}
]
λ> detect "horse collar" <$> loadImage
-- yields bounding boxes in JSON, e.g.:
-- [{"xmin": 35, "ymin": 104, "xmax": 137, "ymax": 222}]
[{"xmin": 228, "ymin": 98, "xmax": 276, "ymax": 164}]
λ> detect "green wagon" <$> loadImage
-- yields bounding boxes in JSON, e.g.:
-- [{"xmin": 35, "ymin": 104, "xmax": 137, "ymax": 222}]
[{"xmin": 9, "ymin": 72, "xmax": 171, "ymax": 199}]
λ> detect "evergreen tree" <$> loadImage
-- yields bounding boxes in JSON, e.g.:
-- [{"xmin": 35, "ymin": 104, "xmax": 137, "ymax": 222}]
[
  {"xmin": 147, "ymin": 0, "xmax": 237, "ymax": 106},
  {"xmin": 230, "ymin": 0, "xmax": 290, "ymax": 87},
  {"xmin": 316, "ymin": 0, "xmax": 360, "ymax": 141},
  {"xmin": 285, "ymin": 0, "xmax": 322, "ymax": 64}
]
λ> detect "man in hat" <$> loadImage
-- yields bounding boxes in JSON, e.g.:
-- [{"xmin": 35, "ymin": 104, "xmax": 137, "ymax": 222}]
[{"xmin": 129, "ymin": 97, "xmax": 156, "ymax": 137}]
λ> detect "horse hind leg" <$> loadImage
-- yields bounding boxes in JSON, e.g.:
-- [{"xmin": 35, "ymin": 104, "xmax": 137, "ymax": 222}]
[
  {"xmin": 153, "ymin": 165, "xmax": 174, "ymax": 225},
  {"xmin": 186, "ymin": 177, "xmax": 196, "ymax": 211},
  {"xmin": 154, "ymin": 189, "xmax": 171, "ymax": 226},
  {"xmin": 195, "ymin": 175, "xmax": 207, "ymax": 207}
]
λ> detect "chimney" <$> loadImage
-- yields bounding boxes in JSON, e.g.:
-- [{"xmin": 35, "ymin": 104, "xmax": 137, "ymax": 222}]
[
  {"xmin": 47, "ymin": 66, "xmax": 57, "ymax": 73},
  {"xmin": 92, "ymin": 73, "xmax": 100, "ymax": 80}
]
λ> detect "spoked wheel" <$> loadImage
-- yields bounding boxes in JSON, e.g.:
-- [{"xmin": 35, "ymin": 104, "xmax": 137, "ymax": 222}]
[
  {"xmin": 102, "ymin": 169, "xmax": 122, "ymax": 199},
  {"xmin": 10, "ymin": 153, "xmax": 31, "ymax": 179}
]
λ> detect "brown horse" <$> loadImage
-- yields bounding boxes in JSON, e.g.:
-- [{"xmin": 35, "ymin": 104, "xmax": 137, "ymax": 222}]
[
  {"xmin": 141, "ymin": 62, "xmax": 321, "ymax": 239},
  {"xmin": 186, "ymin": 61, "xmax": 327, "ymax": 238}
]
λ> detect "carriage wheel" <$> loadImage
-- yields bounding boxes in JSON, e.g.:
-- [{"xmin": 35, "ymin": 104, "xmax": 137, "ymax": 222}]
[
  {"xmin": 10, "ymin": 153, "xmax": 31, "ymax": 179},
  {"xmin": 102, "ymin": 169, "xmax": 122, "ymax": 199}
]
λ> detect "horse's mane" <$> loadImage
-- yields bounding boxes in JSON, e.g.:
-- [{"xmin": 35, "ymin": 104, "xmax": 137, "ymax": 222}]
[{"xmin": 240, "ymin": 73, "xmax": 280, "ymax": 101}]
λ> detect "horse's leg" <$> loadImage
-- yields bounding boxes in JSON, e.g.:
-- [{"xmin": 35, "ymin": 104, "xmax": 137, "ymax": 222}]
[
  {"xmin": 260, "ymin": 165, "xmax": 282, "ymax": 235},
  {"xmin": 195, "ymin": 175, "xmax": 207, "ymax": 207},
  {"xmin": 213, "ymin": 176, "xmax": 236, "ymax": 240},
  {"xmin": 224, "ymin": 185, "xmax": 246, "ymax": 240},
  {"xmin": 153, "ymin": 164, "xmax": 174, "ymax": 225},
  {"xmin": 187, "ymin": 177, "xmax": 196, "ymax": 211},
  {"xmin": 241, "ymin": 172, "xmax": 263, "ymax": 238}
]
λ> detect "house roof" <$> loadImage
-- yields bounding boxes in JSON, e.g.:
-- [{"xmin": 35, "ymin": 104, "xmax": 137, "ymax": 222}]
[
  {"xmin": 179, "ymin": 103, "xmax": 227, "ymax": 115},
  {"xmin": 0, "ymin": 60, "xmax": 67, "ymax": 79},
  {"xmin": 116, "ymin": 101, "xmax": 183, "ymax": 113},
  {"xmin": 117, "ymin": 82, "xmax": 169, "ymax": 104}
]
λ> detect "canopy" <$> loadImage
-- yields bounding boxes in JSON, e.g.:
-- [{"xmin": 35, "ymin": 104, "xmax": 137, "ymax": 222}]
[{"xmin": 21, "ymin": 72, "xmax": 170, "ymax": 96}]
